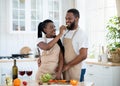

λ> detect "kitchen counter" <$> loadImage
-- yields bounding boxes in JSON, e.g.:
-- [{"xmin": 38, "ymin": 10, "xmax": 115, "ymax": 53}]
[
  {"xmin": 85, "ymin": 59, "xmax": 120, "ymax": 86},
  {"xmin": 0, "ymin": 58, "xmax": 38, "ymax": 63},
  {"xmin": 85, "ymin": 59, "xmax": 120, "ymax": 66},
  {"xmin": 28, "ymin": 81, "xmax": 94, "ymax": 86}
]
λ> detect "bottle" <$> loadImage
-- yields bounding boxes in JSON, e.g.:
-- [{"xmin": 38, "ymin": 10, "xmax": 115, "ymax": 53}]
[
  {"xmin": 98, "ymin": 45, "xmax": 102, "ymax": 62},
  {"xmin": 12, "ymin": 59, "xmax": 18, "ymax": 81}
]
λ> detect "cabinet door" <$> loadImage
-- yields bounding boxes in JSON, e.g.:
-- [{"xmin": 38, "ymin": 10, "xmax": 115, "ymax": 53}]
[
  {"xmin": 10, "ymin": 0, "xmax": 61, "ymax": 33},
  {"xmin": 0, "ymin": 63, "xmax": 2, "ymax": 85},
  {"xmin": 17, "ymin": 61, "xmax": 38, "ymax": 80},
  {"xmin": 85, "ymin": 64, "xmax": 120, "ymax": 86},
  {"xmin": 0, "ymin": 62, "xmax": 13, "ymax": 85},
  {"xmin": 12, "ymin": 0, "xmax": 25, "ymax": 32},
  {"xmin": 85, "ymin": 74, "xmax": 103, "ymax": 86},
  {"xmin": 10, "ymin": 0, "xmax": 42, "ymax": 33},
  {"xmin": 85, "ymin": 64, "xmax": 103, "ymax": 86}
]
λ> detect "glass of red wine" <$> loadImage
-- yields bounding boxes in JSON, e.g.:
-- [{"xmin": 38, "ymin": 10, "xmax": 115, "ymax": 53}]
[
  {"xmin": 26, "ymin": 71, "xmax": 32, "ymax": 76},
  {"xmin": 19, "ymin": 69, "xmax": 25, "ymax": 80},
  {"xmin": 19, "ymin": 71, "xmax": 25, "ymax": 76},
  {"xmin": 25, "ymin": 67, "xmax": 33, "ymax": 83}
]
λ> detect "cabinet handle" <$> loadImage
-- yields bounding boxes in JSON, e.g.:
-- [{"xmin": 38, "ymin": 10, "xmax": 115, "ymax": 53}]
[
  {"xmin": 104, "ymin": 66, "xmax": 109, "ymax": 68},
  {"xmin": 89, "ymin": 65, "xmax": 93, "ymax": 67},
  {"xmin": 89, "ymin": 74, "xmax": 94, "ymax": 75}
]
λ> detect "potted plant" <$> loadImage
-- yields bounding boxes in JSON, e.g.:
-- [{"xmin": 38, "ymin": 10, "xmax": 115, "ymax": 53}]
[{"xmin": 106, "ymin": 16, "xmax": 120, "ymax": 62}]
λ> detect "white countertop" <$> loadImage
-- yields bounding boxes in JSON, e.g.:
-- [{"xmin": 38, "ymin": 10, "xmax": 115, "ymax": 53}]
[{"xmin": 85, "ymin": 59, "xmax": 120, "ymax": 66}]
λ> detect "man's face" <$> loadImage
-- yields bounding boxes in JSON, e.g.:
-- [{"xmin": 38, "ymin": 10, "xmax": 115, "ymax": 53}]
[{"xmin": 65, "ymin": 12, "xmax": 77, "ymax": 30}]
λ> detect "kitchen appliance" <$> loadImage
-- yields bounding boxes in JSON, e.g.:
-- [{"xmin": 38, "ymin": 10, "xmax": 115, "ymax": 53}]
[{"xmin": 0, "ymin": 53, "xmax": 32, "ymax": 60}]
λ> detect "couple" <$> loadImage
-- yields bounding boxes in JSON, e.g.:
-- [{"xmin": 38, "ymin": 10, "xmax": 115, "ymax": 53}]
[{"xmin": 36, "ymin": 8, "xmax": 88, "ymax": 82}]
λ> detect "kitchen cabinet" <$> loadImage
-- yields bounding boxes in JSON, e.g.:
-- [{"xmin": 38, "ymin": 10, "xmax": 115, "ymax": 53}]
[
  {"xmin": 85, "ymin": 63, "xmax": 120, "ymax": 86},
  {"xmin": 9, "ymin": 0, "xmax": 61, "ymax": 34},
  {"xmin": 0, "ymin": 59, "xmax": 38, "ymax": 85}
]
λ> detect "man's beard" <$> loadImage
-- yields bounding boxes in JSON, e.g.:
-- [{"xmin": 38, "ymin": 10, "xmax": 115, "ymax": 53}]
[{"xmin": 67, "ymin": 21, "xmax": 75, "ymax": 30}]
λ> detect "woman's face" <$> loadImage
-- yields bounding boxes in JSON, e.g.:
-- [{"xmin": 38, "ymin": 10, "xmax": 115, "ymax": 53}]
[{"xmin": 44, "ymin": 22, "xmax": 56, "ymax": 38}]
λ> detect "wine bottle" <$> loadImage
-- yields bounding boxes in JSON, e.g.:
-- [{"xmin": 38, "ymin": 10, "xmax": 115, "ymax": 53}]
[{"xmin": 12, "ymin": 59, "xmax": 18, "ymax": 80}]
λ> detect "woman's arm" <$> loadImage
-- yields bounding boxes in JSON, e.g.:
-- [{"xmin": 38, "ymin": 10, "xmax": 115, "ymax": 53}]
[
  {"xmin": 55, "ymin": 50, "xmax": 64, "ymax": 80},
  {"xmin": 37, "ymin": 25, "xmax": 66, "ymax": 50},
  {"xmin": 37, "ymin": 34, "xmax": 62, "ymax": 50}
]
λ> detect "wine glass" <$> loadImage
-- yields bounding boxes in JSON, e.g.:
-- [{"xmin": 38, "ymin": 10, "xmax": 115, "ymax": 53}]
[
  {"xmin": 19, "ymin": 68, "xmax": 25, "ymax": 80},
  {"xmin": 26, "ymin": 71, "xmax": 32, "ymax": 77},
  {"xmin": 25, "ymin": 66, "xmax": 33, "ymax": 83},
  {"xmin": 19, "ymin": 70, "xmax": 25, "ymax": 76}
]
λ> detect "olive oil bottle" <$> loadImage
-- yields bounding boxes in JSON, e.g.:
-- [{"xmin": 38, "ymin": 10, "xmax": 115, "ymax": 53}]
[{"xmin": 12, "ymin": 59, "xmax": 18, "ymax": 80}]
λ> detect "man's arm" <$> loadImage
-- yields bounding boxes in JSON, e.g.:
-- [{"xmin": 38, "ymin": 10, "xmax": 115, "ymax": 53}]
[{"xmin": 62, "ymin": 48, "xmax": 88, "ymax": 72}]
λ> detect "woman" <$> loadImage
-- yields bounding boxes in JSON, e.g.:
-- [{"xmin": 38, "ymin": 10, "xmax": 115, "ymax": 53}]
[{"xmin": 36, "ymin": 19, "xmax": 64, "ymax": 82}]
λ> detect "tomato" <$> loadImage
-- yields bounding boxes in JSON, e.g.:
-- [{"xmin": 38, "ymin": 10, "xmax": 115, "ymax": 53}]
[
  {"xmin": 70, "ymin": 80, "xmax": 78, "ymax": 85},
  {"xmin": 22, "ymin": 81, "xmax": 27, "ymax": 86}
]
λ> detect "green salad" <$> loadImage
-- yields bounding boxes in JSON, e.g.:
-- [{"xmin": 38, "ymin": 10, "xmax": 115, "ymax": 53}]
[{"xmin": 40, "ymin": 73, "xmax": 52, "ymax": 83}]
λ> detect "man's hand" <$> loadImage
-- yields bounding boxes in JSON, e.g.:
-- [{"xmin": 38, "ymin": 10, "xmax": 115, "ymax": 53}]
[{"xmin": 62, "ymin": 64, "xmax": 70, "ymax": 72}]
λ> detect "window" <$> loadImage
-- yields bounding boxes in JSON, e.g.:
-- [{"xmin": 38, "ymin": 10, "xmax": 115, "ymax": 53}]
[{"xmin": 10, "ymin": 0, "xmax": 61, "ymax": 33}]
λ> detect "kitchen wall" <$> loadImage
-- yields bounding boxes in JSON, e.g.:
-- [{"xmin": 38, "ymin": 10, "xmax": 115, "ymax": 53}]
[
  {"xmin": 0, "ymin": 0, "xmax": 37, "ymax": 56},
  {"xmin": 0, "ymin": 0, "xmax": 75, "ymax": 56}
]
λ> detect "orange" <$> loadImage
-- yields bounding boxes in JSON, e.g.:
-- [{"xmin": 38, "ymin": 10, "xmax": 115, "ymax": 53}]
[
  {"xmin": 70, "ymin": 80, "xmax": 78, "ymax": 86},
  {"xmin": 13, "ymin": 78, "xmax": 21, "ymax": 86}
]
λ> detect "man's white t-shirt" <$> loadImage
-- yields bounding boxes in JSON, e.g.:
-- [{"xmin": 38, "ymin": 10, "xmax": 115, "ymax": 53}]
[{"xmin": 62, "ymin": 27, "xmax": 88, "ymax": 68}]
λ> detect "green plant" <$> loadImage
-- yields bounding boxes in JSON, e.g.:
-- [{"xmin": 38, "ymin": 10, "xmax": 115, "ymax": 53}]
[{"xmin": 106, "ymin": 16, "xmax": 120, "ymax": 51}]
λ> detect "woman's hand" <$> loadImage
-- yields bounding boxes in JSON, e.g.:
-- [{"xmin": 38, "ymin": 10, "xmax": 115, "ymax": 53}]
[
  {"xmin": 55, "ymin": 72, "xmax": 61, "ymax": 80},
  {"xmin": 59, "ymin": 25, "xmax": 66, "ymax": 36}
]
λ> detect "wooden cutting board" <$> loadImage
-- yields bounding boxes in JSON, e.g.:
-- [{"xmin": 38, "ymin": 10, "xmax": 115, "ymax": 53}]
[{"xmin": 20, "ymin": 46, "xmax": 31, "ymax": 57}]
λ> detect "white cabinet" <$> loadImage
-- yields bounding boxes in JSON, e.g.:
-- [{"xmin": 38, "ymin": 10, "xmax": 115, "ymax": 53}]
[
  {"xmin": 9, "ymin": 0, "xmax": 42, "ymax": 33},
  {"xmin": 0, "ymin": 63, "xmax": 2, "ymax": 85},
  {"xmin": 85, "ymin": 64, "xmax": 120, "ymax": 86},
  {"xmin": 0, "ymin": 59, "xmax": 38, "ymax": 85},
  {"xmin": 9, "ymin": 0, "xmax": 61, "ymax": 34}
]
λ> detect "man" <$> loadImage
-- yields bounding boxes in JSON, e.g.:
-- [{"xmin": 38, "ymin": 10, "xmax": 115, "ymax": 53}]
[{"xmin": 62, "ymin": 8, "xmax": 88, "ymax": 81}]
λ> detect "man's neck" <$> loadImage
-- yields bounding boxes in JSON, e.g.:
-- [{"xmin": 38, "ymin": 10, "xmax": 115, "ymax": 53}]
[{"xmin": 73, "ymin": 25, "xmax": 78, "ymax": 30}]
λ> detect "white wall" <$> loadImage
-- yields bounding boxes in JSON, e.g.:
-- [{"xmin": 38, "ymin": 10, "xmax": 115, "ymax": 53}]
[
  {"xmin": 0, "ymin": 0, "xmax": 37, "ymax": 56},
  {"xmin": 61, "ymin": 0, "xmax": 75, "ymax": 25},
  {"xmin": 75, "ymin": 0, "xmax": 86, "ymax": 31},
  {"xmin": 116, "ymin": 0, "xmax": 120, "ymax": 16},
  {"xmin": 0, "ymin": 0, "xmax": 75, "ymax": 56}
]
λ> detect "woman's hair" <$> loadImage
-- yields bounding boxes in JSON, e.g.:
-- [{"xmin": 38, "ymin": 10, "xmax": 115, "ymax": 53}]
[
  {"xmin": 38, "ymin": 19, "xmax": 53, "ymax": 38},
  {"xmin": 38, "ymin": 19, "xmax": 64, "ymax": 53}
]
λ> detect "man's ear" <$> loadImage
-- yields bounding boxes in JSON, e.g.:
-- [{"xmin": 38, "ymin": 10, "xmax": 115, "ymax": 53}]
[{"xmin": 76, "ymin": 17, "xmax": 79, "ymax": 21}]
